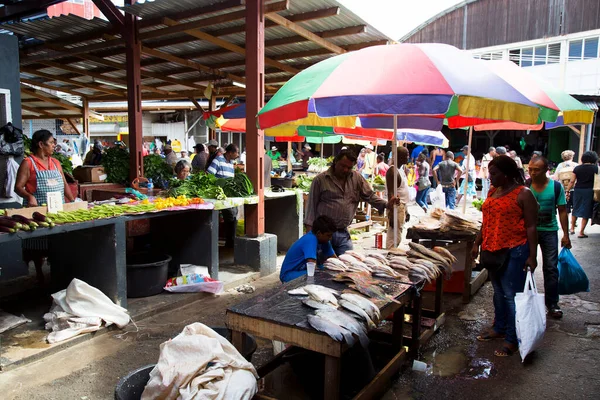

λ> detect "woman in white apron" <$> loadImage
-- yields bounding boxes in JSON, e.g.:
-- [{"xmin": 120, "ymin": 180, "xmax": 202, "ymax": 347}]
[{"xmin": 14, "ymin": 130, "xmax": 75, "ymax": 283}]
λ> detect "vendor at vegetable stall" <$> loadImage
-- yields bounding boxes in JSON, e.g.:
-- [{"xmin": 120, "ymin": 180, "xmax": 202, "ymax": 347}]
[
  {"xmin": 175, "ymin": 160, "xmax": 191, "ymax": 180},
  {"xmin": 15, "ymin": 129, "xmax": 75, "ymax": 207},
  {"xmin": 267, "ymin": 146, "xmax": 283, "ymax": 161},
  {"xmin": 208, "ymin": 144, "xmax": 240, "ymax": 248},
  {"xmin": 205, "ymin": 139, "xmax": 220, "ymax": 171},
  {"xmin": 83, "ymin": 140, "xmax": 103, "ymax": 165},
  {"xmin": 305, "ymin": 149, "xmax": 401, "ymax": 255},
  {"xmin": 192, "ymin": 143, "xmax": 208, "ymax": 173},
  {"xmin": 280, "ymin": 216, "xmax": 337, "ymax": 282},
  {"xmin": 163, "ymin": 144, "xmax": 178, "ymax": 169}
]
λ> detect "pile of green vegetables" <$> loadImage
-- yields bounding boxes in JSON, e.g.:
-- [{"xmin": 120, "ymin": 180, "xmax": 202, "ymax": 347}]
[
  {"xmin": 143, "ymin": 154, "xmax": 174, "ymax": 189},
  {"xmin": 472, "ymin": 198, "xmax": 484, "ymax": 211},
  {"xmin": 53, "ymin": 153, "xmax": 73, "ymax": 175},
  {"xmin": 306, "ymin": 157, "xmax": 330, "ymax": 168},
  {"xmin": 295, "ymin": 174, "xmax": 313, "ymax": 192},
  {"xmin": 167, "ymin": 171, "xmax": 254, "ymax": 199},
  {"xmin": 215, "ymin": 171, "xmax": 254, "ymax": 197},
  {"xmin": 167, "ymin": 172, "xmax": 226, "ymax": 199},
  {"xmin": 102, "ymin": 147, "xmax": 130, "ymax": 184},
  {"xmin": 373, "ymin": 175, "xmax": 386, "ymax": 185}
]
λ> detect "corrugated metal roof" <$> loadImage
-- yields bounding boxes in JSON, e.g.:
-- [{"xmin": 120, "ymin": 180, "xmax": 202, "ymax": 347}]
[
  {"xmin": 4, "ymin": 0, "xmax": 391, "ymax": 100},
  {"xmin": 581, "ymin": 101, "xmax": 599, "ymax": 112}
]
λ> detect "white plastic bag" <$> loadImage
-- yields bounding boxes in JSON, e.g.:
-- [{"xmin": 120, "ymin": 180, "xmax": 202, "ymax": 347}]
[
  {"xmin": 515, "ymin": 270, "xmax": 546, "ymax": 361},
  {"xmin": 429, "ymin": 185, "xmax": 446, "ymax": 209},
  {"xmin": 407, "ymin": 186, "xmax": 417, "ymax": 203}
]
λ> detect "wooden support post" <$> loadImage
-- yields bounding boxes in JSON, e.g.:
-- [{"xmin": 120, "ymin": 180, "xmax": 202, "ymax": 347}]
[
  {"xmin": 287, "ymin": 141, "xmax": 292, "ymax": 171},
  {"xmin": 124, "ymin": 1, "xmax": 143, "ymax": 181},
  {"xmin": 209, "ymin": 96, "xmax": 217, "ymax": 140},
  {"xmin": 411, "ymin": 293, "xmax": 422, "ymax": 357},
  {"xmin": 391, "ymin": 305, "xmax": 405, "ymax": 352},
  {"xmin": 579, "ymin": 124, "xmax": 586, "ymax": 162},
  {"xmin": 324, "ymin": 355, "xmax": 341, "ymax": 400},
  {"xmin": 83, "ymin": 98, "xmax": 90, "ymax": 141},
  {"xmin": 244, "ymin": 0, "xmax": 266, "ymax": 237}
]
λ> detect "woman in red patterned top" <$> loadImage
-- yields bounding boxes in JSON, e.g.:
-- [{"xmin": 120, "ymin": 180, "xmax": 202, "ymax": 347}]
[{"xmin": 472, "ymin": 155, "xmax": 538, "ymax": 357}]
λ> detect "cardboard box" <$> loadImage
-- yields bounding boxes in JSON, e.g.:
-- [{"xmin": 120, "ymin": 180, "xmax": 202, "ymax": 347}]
[{"xmin": 73, "ymin": 166, "xmax": 107, "ymax": 183}]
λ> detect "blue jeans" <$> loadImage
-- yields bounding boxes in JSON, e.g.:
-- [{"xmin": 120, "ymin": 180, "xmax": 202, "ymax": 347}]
[
  {"xmin": 491, "ymin": 242, "xmax": 529, "ymax": 345},
  {"xmin": 443, "ymin": 187, "xmax": 456, "ymax": 209},
  {"xmin": 331, "ymin": 230, "xmax": 353, "ymax": 255},
  {"xmin": 538, "ymin": 231, "xmax": 559, "ymax": 307},
  {"xmin": 416, "ymin": 187, "xmax": 431, "ymax": 209},
  {"xmin": 482, "ymin": 178, "xmax": 491, "ymax": 200}
]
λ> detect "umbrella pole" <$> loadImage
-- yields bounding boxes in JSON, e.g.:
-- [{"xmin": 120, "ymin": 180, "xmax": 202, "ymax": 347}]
[
  {"xmin": 393, "ymin": 115, "xmax": 398, "ymax": 248},
  {"xmin": 462, "ymin": 126, "xmax": 473, "ymax": 214}
]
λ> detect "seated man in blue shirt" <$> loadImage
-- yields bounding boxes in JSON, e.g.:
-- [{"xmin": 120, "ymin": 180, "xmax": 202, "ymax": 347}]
[{"xmin": 280, "ymin": 216, "xmax": 337, "ymax": 283}]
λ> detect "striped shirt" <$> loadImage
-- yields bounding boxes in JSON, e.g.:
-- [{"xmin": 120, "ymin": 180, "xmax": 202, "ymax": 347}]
[
  {"xmin": 207, "ymin": 155, "xmax": 235, "ymax": 178},
  {"xmin": 305, "ymin": 168, "xmax": 387, "ymax": 230}
]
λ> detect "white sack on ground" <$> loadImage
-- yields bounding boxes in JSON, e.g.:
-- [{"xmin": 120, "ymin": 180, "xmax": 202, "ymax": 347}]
[
  {"xmin": 142, "ymin": 323, "xmax": 259, "ymax": 400},
  {"xmin": 43, "ymin": 278, "xmax": 130, "ymax": 344}
]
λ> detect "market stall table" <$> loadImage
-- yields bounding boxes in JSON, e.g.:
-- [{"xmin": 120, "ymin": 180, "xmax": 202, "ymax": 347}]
[
  {"xmin": 226, "ymin": 272, "xmax": 434, "ymax": 400},
  {"xmin": 0, "ymin": 206, "xmax": 222, "ymax": 307},
  {"xmin": 406, "ymin": 227, "xmax": 486, "ymax": 303}
]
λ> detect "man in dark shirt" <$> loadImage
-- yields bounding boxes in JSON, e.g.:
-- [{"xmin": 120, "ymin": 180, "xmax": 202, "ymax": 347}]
[{"xmin": 433, "ymin": 151, "xmax": 463, "ymax": 209}]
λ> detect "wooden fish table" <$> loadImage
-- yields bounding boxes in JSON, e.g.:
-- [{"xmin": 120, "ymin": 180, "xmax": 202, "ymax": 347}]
[
  {"xmin": 406, "ymin": 227, "xmax": 486, "ymax": 304},
  {"xmin": 226, "ymin": 272, "xmax": 440, "ymax": 400}
]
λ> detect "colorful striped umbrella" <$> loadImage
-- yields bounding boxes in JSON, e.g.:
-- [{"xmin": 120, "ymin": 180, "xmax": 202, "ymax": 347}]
[
  {"xmin": 471, "ymin": 61, "xmax": 593, "ymax": 131},
  {"xmin": 257, "ymin": 43, "xmax": 546, "ymax": 131}
]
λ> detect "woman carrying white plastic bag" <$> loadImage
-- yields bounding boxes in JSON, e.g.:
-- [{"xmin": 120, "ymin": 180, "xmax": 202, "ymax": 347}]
[{"xmin": 515, "ymin": 268, "xmax": 546, "ymax": 361}]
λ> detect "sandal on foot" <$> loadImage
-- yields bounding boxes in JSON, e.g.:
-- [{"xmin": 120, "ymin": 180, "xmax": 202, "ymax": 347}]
[
  {"xmin": 494, "ymin": 346, "xmax": 516, "ymax": 357},
  {"xmin": 477, "ymin": 330, "xmax": 505, "ymax": 342},
  {"xmin": 569, "ymin": 231, "xmax": 575, "ymax": 235},
  {"xmin": 578, "ymin": 234, "xmax": 588, "ymax": 238}
]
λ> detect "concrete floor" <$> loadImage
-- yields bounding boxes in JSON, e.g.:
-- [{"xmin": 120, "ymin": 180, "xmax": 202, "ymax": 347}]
[{"xmin": 1, "ymin": 205, "xmax": 599, "ymax": 399}]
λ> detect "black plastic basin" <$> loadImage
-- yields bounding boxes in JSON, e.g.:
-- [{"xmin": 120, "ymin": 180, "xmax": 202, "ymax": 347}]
[
  {"xmin": 126, "ymin": 252, "xmax": 172, "ymax": 298},
  {"xmin": 114, "ymin": 327, "xmax": 257, "ymax": 400}
]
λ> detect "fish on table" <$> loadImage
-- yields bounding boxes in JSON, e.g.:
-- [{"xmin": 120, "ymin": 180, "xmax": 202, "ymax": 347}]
[
  {"xmin": 307, "ymin": 314, "xmax": 356, "ymax": 346},
  {"xmin": 316, "ymin": 309, "xmax": 370, "ymax": 348}
]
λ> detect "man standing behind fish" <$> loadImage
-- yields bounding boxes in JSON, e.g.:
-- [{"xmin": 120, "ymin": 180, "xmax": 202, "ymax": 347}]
[
  {"xmin": 280, "ymin": 216, "xmax": 338, "ymax": 283},
  {"xmin": 305, "ymin": 150, "xmax": 401, "ymax": 255}
]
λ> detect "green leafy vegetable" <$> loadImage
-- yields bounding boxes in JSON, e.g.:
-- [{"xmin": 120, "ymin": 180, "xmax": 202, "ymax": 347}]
[
  {"xmin": 143, "ymin": 154, "xmax": 174, "ymax": 189},
  {"xmin": 53, "ymin": 153, "xmax": 73, "ymax": 175},
  {"xmin": 215, "ymin": 171, "xmax": 254, "ymax": 197},
  {"xmin": 167, "ymin": 172, "xmax": 226, "ymax": 199},
  {"xmin": 102, "ymin": 147, "xmax": 130, "ymax": 184},
  {"xmin": 295, "ymin": 174, "xmax": 313, "ymax": 192},
  {"xmin": 472, "ymin": 198, "xmax": 484, "ymax": 211}
]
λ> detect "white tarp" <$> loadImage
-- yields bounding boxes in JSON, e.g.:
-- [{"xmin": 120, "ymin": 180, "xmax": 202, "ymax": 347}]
[
  {"xmin": 142, "ymin": 323, "xmax": 258, "ymax": 400},
  {"xmin": 43, "ymin": 278, "xmax": 130, "ymax": 344}
]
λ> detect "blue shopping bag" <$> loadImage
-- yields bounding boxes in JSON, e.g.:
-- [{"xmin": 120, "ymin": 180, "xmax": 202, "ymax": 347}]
[{"xmin": 558, "ymin": 248, "xmax": 590, "ymax": 295}]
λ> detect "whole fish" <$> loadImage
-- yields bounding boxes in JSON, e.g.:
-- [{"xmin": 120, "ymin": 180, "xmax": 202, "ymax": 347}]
[
  {"xmin": 307, "ymin": 315, "xmax": 356, "ymax": 346},
  {"xmin": 345, "ymin": 250, "xmax": 366, "ymax": 262},
  {"xmin": 326, "ymin": 258, "xmax": 348, "ymax": 268},
  {"xmin": 304, "ymin": 285, "xmax": 339, "ymax": 306},
  {"xmin": 433, "ymin": 246, "xmax": 457, "ymax": 264},
  {"xmin": 339, "ymin": 299, "xmax": 376, "ymax": 329},
  {"xmin": 364, "ymin": 258, "xmax": 384, "ymax": 268},
  {"xmin": 368, "ymin": 253, "xmax": 389, "ymax": 265},
  {"xmin": 288, "ymin": 287, "xmax": 308, "ymax": 296},
  {"xmin": 350, "ymin": 283, "xmax": 401, "ymax": 304},
  {"xmin": 316, "ymin": 309, "xmax": 369, "ymax": 347},
  {"xmin": 389, "ymin": 256, "xmax": 413, "ymax": 269},
  {"xmin": 303, "ymin": 298, "xmax": 338, "ymax": 310},
  {"xmin": 408, "ymin": 242, "xmax": 452, "ymax": 267},
  {"xmin": 340, "ymin": 293, "xmax": 381, "ymax": 322},
  {"xmin": 339, "ymin": 253, "xmax": 360, "ymax": 265},
  {"xmin": 323, "ymin": 262, "xmax": 347, "ymax": 272}
]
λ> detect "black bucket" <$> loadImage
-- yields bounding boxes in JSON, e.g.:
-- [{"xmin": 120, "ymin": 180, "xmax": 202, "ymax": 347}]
[
  {"xmin": 114, "ymin": 328, "xmax": 257, "ymax": 400},
  {"xmin": 126, "ymin": 253, "xmax": 172, "ymax": 298}
]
